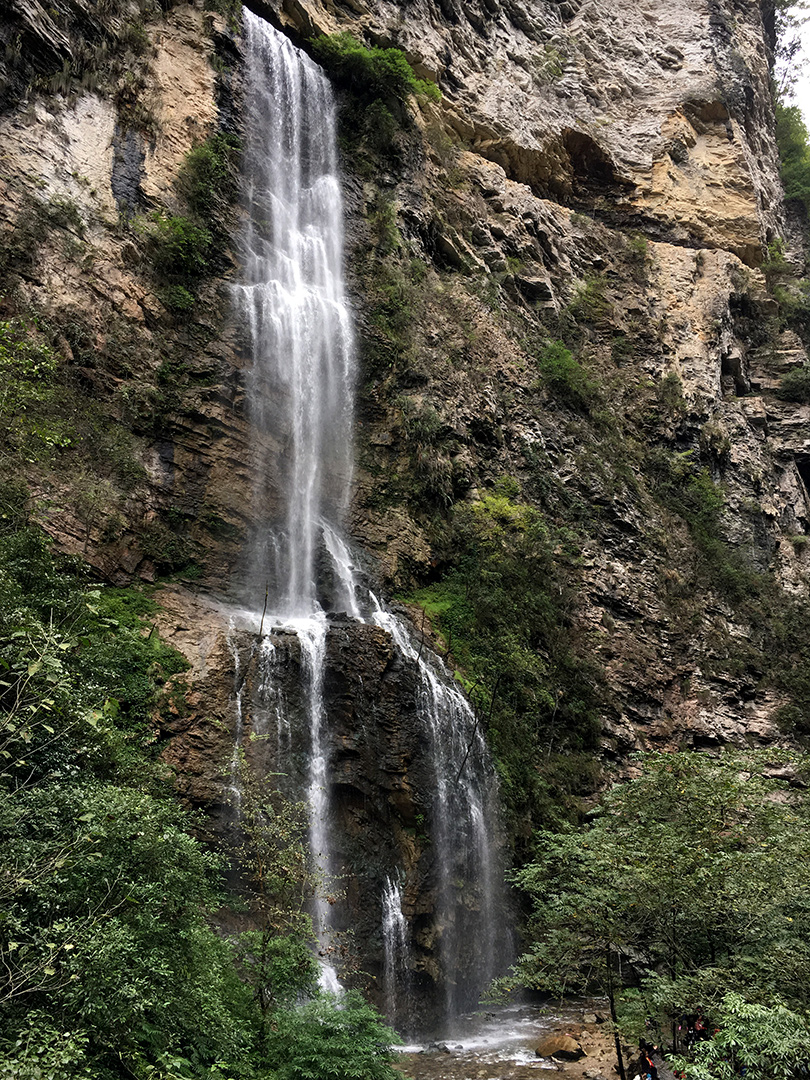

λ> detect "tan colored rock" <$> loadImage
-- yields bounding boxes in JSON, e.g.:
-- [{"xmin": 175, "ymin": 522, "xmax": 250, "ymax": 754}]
[
  {"xmin": 536, "ymin": 1035, "xmax": 586, "ymax": 1061},
  {"xmin": 141, "ymin": 7, "xmax": 220, "ymax": 205},
  {"xmin": 638, "ymin": 106, "xmax": 764, "ymax": 264}
]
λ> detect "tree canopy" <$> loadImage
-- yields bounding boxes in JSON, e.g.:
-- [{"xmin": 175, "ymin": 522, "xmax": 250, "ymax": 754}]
[{"xmin": 505, "ymin": 750, "xmax": 810, "ymax": 1080}]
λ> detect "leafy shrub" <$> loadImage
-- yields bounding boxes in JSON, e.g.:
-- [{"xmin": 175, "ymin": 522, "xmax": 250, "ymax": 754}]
[
  {"xmin": 626, "ymin": 232, "xmax": 648, "ymax": 282},
  {"xmin": 144, "ymin": 212, "xmax": 212, "ymax": 282},
  {"xmin": 773, "ymin": 279, "xmax": 810, "ymax": 336},
  {"xmin": 360, "ymin": 256, "xmax": 424, "ymax": 373},
  {"xmin": 566, "ymin": 272, "xmax": 612, "ymax": 326},
  {"xmin": 761, "ymin": 236, "xmax": 790, "ymax": 279},
  {"xmin": 158, "ymin": 283, "xmax": 196, "ymax": 312},
  {"xmin": 775, "ymin": 102, "xmax": 810, "ymax": 217},
  {"xmin": 536, "ymin": 339, "xmax": 599, "ymax": 412},
  {"xmin": 177, "ymin": 132, "xmax": 241, "ymax": 231},
  {"xmin": 400, "ymin": 401, "xmax": 457, "ymax": 507},
  {"xmin": 312, "ymin": 32, "xmax": 440, "ymax": 103},
  {"xmin": 263, "ymin": 990, "xmax": 401, "ymax": 1080},
  {"xmin": 776, "ymin": 365, "xmax": 810, "ymax": 402},
  {"xmin": 203, "ymin": 0, "xmax": 242, "ymax": 26},
  {"xmin": 138, "ymin": 516, "xmax": 200, "ymax": 576},
  {"xmin": 362, "ymin": 98, "xmax": 399, "ymax": 154},
  {"xmin": 531, "ymin": 43, "xmax": 565, "ymax": 83},
  {"xmin": 368, "ymin": 193, "xmax": 400, "ymax": 252},
  {"xmin": 137, "ymin": 134, "xmax": 241, "ymax": 312},
  {"xmin": 0, "ymin": 319, "xmax": 70, "ymax": 459},
  {"xmin": 659, "ymin": 370, "xmax": 685, "ymax": 412},
  {"xmin": 647, "ymin": 450, "xmax": 762, "ymax": 601}
]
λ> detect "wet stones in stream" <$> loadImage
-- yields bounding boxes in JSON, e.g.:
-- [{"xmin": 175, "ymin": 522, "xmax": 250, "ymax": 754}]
[{"xmin": 397, "ymin": 1002, "xmax": 619, "ymax": 1080}]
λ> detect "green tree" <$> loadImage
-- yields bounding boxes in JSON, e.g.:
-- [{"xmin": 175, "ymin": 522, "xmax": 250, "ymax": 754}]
[
  {"xmin": 0, "ymin": 511, "xmax": 404, "ymax": 1078},
  {"xmin": 775, "ymin": 103, "xmax": 810, "ymax": 216},
  {"xmin": 506, "ymin": 750, "xmax": 810, "ymax": 1079},
  {"xmin": 679, "ymin": 994, "xmax": 810, "ymax": 1080},
  {"xmin": 0, "ymin": 783, "xmax": 252, "ymax": 1076},
  {"xmin": 229, "ymin": 753, "xmax": 320, "ymax": 1044},
  {"xmin": 263, "ymin": 990, "xmax": 402, "ymax": 1080},
  {"xmin": 0, "ymin": 516, "xmax": 254, "ymax": 1078}
]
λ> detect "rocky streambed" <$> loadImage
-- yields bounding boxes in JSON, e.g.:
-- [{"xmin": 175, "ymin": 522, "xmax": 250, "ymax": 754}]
[{"xmin": 397, "ymin": 1002, "xmax": 623, "ymax": 1080}]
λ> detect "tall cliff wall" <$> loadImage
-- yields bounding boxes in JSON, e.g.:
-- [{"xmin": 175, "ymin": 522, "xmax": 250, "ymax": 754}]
[{"xmin": 2, "ymin": 0, "xmax": 810, "ymax": 1007}]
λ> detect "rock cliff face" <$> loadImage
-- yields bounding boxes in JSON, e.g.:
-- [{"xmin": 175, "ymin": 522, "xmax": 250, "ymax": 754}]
[{"xmin": 2, "ymin": 0, "xmax": 809, "ymax": 1021}]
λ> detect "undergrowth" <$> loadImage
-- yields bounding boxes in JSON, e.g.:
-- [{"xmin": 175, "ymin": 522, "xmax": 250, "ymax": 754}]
[{"xmin": 402, "ymin": 479, "xmax": 603, "ymax": 850}]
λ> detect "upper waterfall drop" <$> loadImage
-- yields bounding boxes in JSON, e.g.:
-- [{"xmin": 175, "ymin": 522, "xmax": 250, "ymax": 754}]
[{"xmin": 234, "ymin": 12, "xmax": 356, "ymax": 618}]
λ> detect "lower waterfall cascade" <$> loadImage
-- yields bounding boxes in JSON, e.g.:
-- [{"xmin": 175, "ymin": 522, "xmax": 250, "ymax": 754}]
[{"xmin": 227, "ymin": 9, "xmax": 511, "ymax": 1033}]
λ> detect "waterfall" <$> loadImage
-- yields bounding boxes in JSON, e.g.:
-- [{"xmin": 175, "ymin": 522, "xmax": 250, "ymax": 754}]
[
  {"xmin": 228, "ymin": 9, "xmax": 510, "ymax": 1032},
  {"xmin": 234, "ymin": 11, "xmax": 356, "ymax": 617},
  {"xmin": 231, "ymin": 10, "xmax": 356, "ymax": 975},
  {"xmin": 382, "ymin": 876, "xmax": 409, "ymax": 1022},
  {"xmin": 371, "ymin": 598, "xmax": 502, "ymax": 1020}
]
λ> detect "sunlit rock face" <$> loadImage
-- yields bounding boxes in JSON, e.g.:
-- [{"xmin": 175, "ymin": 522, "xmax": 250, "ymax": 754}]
[{"xmin": 254, "ymin": 0, "xmax": 783, "ymax": 262}]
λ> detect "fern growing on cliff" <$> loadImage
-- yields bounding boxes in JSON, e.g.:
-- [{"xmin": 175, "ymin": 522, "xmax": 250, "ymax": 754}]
[{"xmin": 312, "ymin": 32, "xmax": 440, "ymax": 104}]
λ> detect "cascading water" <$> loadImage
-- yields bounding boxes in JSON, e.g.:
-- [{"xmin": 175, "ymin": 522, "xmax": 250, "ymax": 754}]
[
  {"xmin": 231, "ymin": 11, "xmax": 356, "ymax": 977},
  {"xmin": 370, "ymin": 598, "xmax": 503, "ymax": 1022},
  {"xmin": 228, "ymin": 8, "xmax": 511, "ymax": 1033},
  {"xmin": 234, "ymin": 11, "xmax": 356, "ymax": 617},
  {"xmin": 382, "ymin": 876, "xmax": 410, "ymax": 1021}
]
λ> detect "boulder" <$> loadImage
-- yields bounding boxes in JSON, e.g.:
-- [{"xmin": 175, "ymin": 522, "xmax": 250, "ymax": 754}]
[{"xmin": 536, "ymin": 1035, "xmax": 586, "ymax": 1061}]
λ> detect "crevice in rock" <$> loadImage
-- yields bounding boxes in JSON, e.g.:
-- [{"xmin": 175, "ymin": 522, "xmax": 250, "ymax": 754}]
[
  {"xmin": 796, "ymin": 456, "xmax": 810, "ymax": 500},
  {"xmin": 111, "ymin": 125, "xmax": 145, "ymax": 215}
]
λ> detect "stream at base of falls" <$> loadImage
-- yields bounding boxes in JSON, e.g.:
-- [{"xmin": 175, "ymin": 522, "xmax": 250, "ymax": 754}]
[{"xmin": 398, "ymin": 1002, "xmax": 612, "ymax": 1080}]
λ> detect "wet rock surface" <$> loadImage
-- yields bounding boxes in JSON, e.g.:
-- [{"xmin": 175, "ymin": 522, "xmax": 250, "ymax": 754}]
[
  {"xmin": 399, "ymin": 1002, "xmax": 621, "ymax": 1080},
  {"xmin": 154, "ymin": 587, "xmax": 506, "ymax": 1028}
]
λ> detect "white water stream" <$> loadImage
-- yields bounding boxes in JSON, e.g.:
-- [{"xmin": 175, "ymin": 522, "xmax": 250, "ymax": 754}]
[
  {"xmin": 234, "ymin": 11, "xmax": 355, "ymax": 618},
  {"xmin": 382, "ymin": 875, "xmax": 410, "ymax": 1020},
  {"xmin": 228, "ymin": 9, "xmax": 510, "ymax": 1029}
]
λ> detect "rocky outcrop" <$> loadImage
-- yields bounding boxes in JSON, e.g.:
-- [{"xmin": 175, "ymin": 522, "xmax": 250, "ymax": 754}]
[
  {"xmin": 257, "ymin": 0, "xmax": 783, "ymax": 260},
  {"xmin": 4, "ymin": 0, "xmax": 806, "ymax": 756},
  {"xmin": 0, "ymin": 4, "xmax": 251, "ymax": 586}
]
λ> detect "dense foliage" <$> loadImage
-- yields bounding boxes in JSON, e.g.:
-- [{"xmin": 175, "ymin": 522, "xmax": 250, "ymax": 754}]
[
  {"xmin": 311, "ymin": 33, "xmax": 440, "ymax": 104},
  {"xmin": 405, "ymin": 479, "xmax": 603, "ymax": 847},
  {"xmin": 535, "ymin": 339, "xmax": 599, "ymax": 413},
  {"xmin": 775, "ymin": 103, "xmax": 810, "ymax": 217},
  {"xmin": 140, "ymin": 133, "xmax": 241, "ymax": 313},
  {"xmin": 312, "ymin": 32, "xmax": 439, "ymax": 168},
  {"xmin": 506, "ymin": 750, "xmax": 810, "ymax": 1080},
  {"xmin": 776, "ymin": 363, "xmax": 810, "ymax": 401}
]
